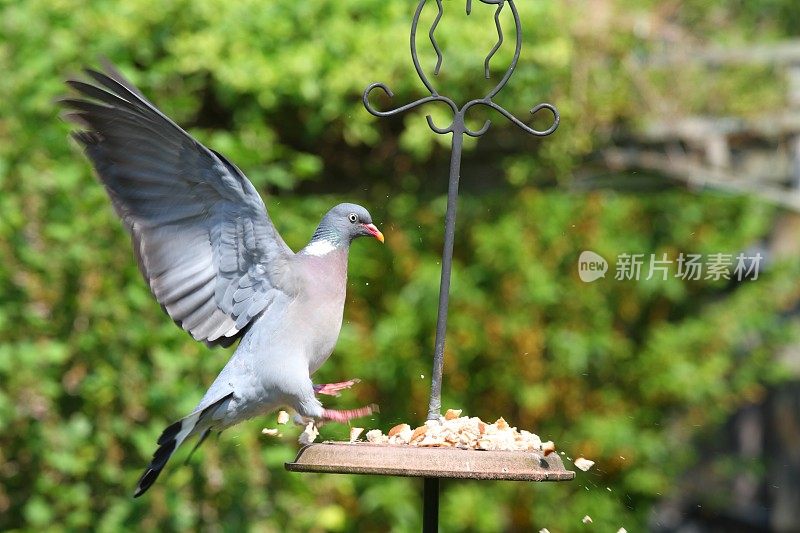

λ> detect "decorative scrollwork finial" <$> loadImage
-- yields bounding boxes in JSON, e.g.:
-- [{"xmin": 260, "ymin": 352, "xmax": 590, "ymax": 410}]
[{"xmin": 363, "ymin": 0, "xmax": 559, "ymax": 139}]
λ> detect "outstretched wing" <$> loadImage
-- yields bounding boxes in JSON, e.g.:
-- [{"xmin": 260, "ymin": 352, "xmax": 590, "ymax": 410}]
[{"xmin": 62, "ymin": 65, "xmax": 295, "ymax": 347}]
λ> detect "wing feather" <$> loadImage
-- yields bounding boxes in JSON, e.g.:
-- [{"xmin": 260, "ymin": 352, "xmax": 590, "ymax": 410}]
[{"xmin": 63, "ymin": 65, "xmax": 295, "ymax": 346}]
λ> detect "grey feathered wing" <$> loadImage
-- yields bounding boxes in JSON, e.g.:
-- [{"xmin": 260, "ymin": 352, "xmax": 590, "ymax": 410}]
[{"xmin": 62, "ymin": 66, "xmax": 294, "ymax": 347}]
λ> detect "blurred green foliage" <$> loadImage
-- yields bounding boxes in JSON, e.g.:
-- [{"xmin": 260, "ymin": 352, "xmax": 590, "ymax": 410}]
[{"xmin": 1, "ymin": 0, "xmax": 799, "ymax": 531}]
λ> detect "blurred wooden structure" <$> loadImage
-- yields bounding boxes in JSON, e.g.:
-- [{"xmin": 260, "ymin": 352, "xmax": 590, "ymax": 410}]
[
  {"xmin": 601, "ymin": 40, "xmax": 800, "ymax": 532},
  {"xmin": 604, "ymin": 39, "xmax": 800, "ymax": 212}
]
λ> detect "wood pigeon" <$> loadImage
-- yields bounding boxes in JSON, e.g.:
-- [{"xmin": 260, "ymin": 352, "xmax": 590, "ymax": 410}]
[{"xmin": 61, "ymin": 65, "xmax": 384, "ymax": 497}]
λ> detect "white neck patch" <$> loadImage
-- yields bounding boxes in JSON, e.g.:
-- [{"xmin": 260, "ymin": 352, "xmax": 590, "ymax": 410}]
[{"xmin": 302, "ymin": 239, "xmax": 337, "ymax": 257}]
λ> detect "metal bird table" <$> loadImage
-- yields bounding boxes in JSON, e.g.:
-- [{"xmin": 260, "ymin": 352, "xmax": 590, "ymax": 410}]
[{"xmin": 287, "ymin": 0, "xmax": 573, "ymax": 529}]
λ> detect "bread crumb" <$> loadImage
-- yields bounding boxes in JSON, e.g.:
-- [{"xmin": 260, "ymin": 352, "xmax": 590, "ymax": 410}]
[
  {"xmin": 410, "ymin": 425, "xmax": 427, "ymax": 443},
  {"xmin": 349, "ymin": 427, "xmax": 364, "ymax": 442},
  {"xmin": 261, "ymin": 428, "xmax": 281, "ymax": 437},
  {"xmin": 277, "ymin": 411, "xmax": 290, "ymax": 425},
  {"xmin": 298, "ymin": 422, "xmax": 318, "ymax": 445},
  {"xmin": 582, "ymin": 515, "xmax": 593, "ymax": 524},
  {"xmin": 444, "ymin": 408, "xmax": 462, "ymax": 420},
  {"xmin": 542, "ymin": 441, "xmax": 556, "ymax": 456},
  {"xmin": 574, "ymin": 457, "xmax": 595, "ymax": 471},
  {"xmin": 366, "ymin": 429, "xmax": 388, "ymax": 443},
  {"xmin": 388, "ymin": 423, "xmax": 411, "ymax": 437}
]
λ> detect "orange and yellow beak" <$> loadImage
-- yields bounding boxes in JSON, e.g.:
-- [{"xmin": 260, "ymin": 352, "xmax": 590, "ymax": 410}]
[{"xmin": 363, "ymin": 223, "xmax": 385, "ymax": 243}]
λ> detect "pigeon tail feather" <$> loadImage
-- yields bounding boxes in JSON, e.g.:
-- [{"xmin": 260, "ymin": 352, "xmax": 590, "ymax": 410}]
[
  {"xmin": 183, "ymin": 428, "xmax": 212, "ymax": 466},
  {"xmin": 133, "ymin": 393, "xmax": 232, "ymax": 498}
]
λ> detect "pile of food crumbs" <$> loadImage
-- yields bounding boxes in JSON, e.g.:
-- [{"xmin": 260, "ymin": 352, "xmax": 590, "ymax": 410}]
[
  {"xmin": 340, "ymin": 408, "xmax": 555, "ymax": 453},
  {"xmin": 263, "ymin": 408, "xmax": 576, "ymax": 458}
]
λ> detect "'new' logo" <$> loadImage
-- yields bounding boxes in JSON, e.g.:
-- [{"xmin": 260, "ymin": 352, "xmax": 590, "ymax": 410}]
[{"xmin": 578, "ymin": 251, "xmax": 608, "ymax": 282}]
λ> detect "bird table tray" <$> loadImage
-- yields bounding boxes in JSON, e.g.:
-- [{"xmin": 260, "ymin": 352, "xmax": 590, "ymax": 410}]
[{"xmin": 286, "ymin": 442, "xmax": 575, "ymax": 481}]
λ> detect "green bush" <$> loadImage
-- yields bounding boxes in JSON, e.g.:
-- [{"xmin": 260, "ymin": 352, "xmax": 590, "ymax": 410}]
[{"xmin": 1, "ymin": 0, "xmax": 798, "ymax": 530}]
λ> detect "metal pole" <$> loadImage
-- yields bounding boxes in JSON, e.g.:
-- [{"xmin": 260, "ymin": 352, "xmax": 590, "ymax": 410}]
[
  {"xmin": 427, "ymin": 118, "xmax": 465, "ymax": 421},
  {"xmin": 423, "ymin": 477, "xmax": 441, "ymax": 532},
  {"xmin": 420, "ymin": 118, "xmax": 465, "ymax": 533}
]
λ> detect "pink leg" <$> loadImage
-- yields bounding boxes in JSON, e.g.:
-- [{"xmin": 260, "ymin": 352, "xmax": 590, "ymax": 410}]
[
  {"xmin": 321, "ymin": 403, "xmax": 379, "ymax": 423},
  {"xmin": 313, "ymin": 378, "xmax": 361, "ymax": 397}
]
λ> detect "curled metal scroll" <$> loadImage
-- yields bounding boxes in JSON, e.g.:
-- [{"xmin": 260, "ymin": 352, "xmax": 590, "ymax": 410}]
[{"xmin": 363, "ymin": 0, "xmax": 559, "ymax": 139}]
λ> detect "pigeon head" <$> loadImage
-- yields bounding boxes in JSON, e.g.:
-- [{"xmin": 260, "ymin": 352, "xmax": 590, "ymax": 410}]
[{"xmin": 307, "ymin": 203, "xmax": 384, "ymax": 252}]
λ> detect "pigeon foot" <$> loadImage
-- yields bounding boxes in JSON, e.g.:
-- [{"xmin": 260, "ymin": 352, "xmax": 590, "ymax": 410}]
[
  {"xmin": 313, "ymin": 378, "xmax": 361, "ymax": 396},
  {"xmin": 321, "ymin": 403, "xmax": 379, "ymax": 423}
]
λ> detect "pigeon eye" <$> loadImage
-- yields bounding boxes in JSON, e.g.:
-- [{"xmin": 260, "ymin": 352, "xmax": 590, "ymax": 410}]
[{"xmin": 348, "ymin": 213, "xmax": 358, "ymax": 223}]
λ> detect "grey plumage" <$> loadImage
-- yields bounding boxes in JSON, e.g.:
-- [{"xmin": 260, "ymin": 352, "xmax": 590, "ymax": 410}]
[{"xmin": 62, "ymin": 64, "xmax": 384, "ymax": 497}]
